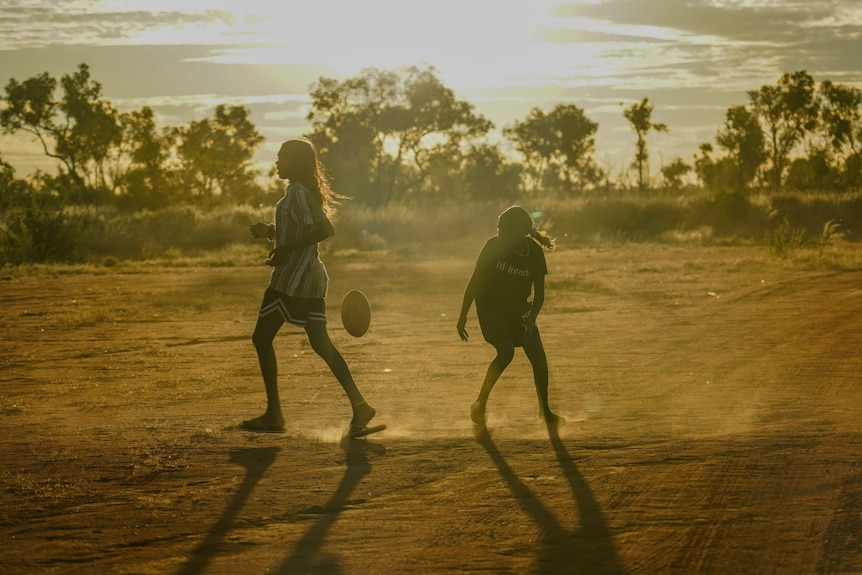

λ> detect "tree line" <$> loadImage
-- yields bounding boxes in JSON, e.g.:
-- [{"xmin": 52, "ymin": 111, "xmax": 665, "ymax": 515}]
[{"xmin": 2, "ymin": 63, "xmax": 861, "ymax": 211}]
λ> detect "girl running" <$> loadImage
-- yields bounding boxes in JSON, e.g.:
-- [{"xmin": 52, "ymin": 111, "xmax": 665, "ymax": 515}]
[
  {"xmin": 242, "ymin": 139, "xmax": 377, "ymax": 435},
  {"xmin": 457, "ymin": 206, "xmax": 564, "ymax": 427}
]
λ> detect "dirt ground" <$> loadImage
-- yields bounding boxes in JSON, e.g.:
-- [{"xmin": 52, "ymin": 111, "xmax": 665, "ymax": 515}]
[{"xmin": 2, "ymin": 244, "xmax": 861, "ymax": 575}]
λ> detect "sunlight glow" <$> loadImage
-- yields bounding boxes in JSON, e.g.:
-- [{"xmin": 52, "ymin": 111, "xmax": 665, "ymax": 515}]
[
  {"xmin": 76, "ymin": 0, "xmax": 594, "ymax": 91},
  {"xmin": 5, "ymin": 0, "xmax": 860, "ymax": 178}
]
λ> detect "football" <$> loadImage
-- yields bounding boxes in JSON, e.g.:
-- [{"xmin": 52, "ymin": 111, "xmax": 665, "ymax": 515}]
[{"xmin": 341, "ymin": 289, "xmax": 371, "ymax": 337}]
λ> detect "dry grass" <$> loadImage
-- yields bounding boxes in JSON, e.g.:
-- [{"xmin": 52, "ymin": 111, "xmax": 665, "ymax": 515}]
[{"xmin": 5, "ymin": 189, "xmax": 861, "ymax": 266}]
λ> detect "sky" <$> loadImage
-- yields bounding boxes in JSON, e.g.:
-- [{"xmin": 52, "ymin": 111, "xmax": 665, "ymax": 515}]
[{"xmin": 1, "ymin": 0, "xmax": 861, "ymax": 182}]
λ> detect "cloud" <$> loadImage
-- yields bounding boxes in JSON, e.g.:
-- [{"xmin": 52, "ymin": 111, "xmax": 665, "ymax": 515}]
[
  {"xmin": 3, "ymin": 0, "xmax": 860, "ymax": 179},
  {"xmin": 0, "ymin": 44, "xmax": 332, "ymax": 99},
  {"xmin": 0, "ymin": 5, "xmax": 233, "ymax": 48},
  {"xmin": 539, "ymin": 26, "xmax": 672, "ymax": 44},
  {"xmin": 551, "ymin": 0, "xmax": 851, "ymax": 42},
  {"xmin": 538, "ymin": 0, "xmax": 862, "ymax": 103}
]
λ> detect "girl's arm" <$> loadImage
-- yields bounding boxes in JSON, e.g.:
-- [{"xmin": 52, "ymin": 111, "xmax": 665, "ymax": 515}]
[
  {"xmin": 529, "ymin": 274, "xmax": 545, "ymax": 321},
  {"xmin": 266, "ymin": 219, "xmax": 335, "ymax": 266},
  {"xmin": 520, "ymin": 274, "xmax": 545, "ymax": 336},
  {"xmin": 293, "ymin": 218, "xmax": 335, "ymax": 246},
  {"xmin": 250, "ymin": 222, "xmax": 274, "ymax": 240},
  {"xmin": 457, "ymin": 269, "xmax": 480, "ymax": 341}
]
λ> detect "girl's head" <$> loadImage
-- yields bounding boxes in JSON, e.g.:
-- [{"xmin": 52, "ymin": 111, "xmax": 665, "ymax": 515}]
[
  {"xmin": 276, "ymin": 139, "xmax": 338, "ymax": 213},
  {"xmin": 497, "ymin": 205, "xmax": 555, "ymax": 250}
]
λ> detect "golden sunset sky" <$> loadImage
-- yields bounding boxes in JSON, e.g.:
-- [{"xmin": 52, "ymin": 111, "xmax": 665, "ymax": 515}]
[{"xmin": 2, "ymin": 0, "xmax": 861, "ymax": 180}]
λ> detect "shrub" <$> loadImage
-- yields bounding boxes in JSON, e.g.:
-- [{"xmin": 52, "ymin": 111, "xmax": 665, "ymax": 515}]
[
  {"xmin": 0, "ymin": 194, "xmax": 79, "ymax": 263},
  {"xmin": 690, "ymin": 191, "xmax": 769, "ymax": 239},
  {"xmin": 765, "ymin": 215, "xmax": 806, "ymax": 259},
  {"xmin": 2, "ymin": 190, "xmax": 860, "ymax": 265},
  {"xmin": 817, "ymin": 219, "xmax": 845, "ymax": 256}
]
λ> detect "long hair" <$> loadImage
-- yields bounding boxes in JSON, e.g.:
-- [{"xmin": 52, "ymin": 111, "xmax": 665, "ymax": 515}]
[
  {"xmin": 278, "ymin": 139, "xmax": 341, "ymax": 214},
  {"xmin": 497, "ymin": 205, "xmax": 555, "ymax": 250}
]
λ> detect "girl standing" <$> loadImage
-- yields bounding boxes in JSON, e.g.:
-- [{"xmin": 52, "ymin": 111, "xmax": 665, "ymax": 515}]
[
  {"xmin": 457, "ymin": 206, "xmax": 564, "ymax": 427},
  {"xmin": 243, "ymin": 139, "xmax": 377, "ymax": 435}
]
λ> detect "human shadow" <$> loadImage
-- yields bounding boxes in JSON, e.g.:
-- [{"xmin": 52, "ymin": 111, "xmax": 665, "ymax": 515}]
[
  {"xmin": 475, "ymin": 425, "xmax": 624, "ymax": 574},
  {"xmin": 175, "ymin": 446, "xmax": 280, "ymax": 575},
  {"xmin": 271, "ymin": 437, "xmax": 384, "ymax": 575}
]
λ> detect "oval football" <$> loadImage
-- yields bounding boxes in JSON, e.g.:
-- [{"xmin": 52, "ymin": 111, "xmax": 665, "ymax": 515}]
[{"xmin": 341, "ymin": 289, "xmax": 371, "ymax": 337}]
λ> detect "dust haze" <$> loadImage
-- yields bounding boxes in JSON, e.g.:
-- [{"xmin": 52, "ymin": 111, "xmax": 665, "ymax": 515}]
[{"xmin": 2, "ymin": 245, "xmax": 861, "ymax": 574}]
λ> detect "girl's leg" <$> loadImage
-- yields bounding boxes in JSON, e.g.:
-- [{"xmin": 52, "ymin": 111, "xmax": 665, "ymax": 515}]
[
  {"xmin": 249, "ymin": 310, "xmax": 286, "ymax": 429},
  {"xmin": 472, "ymin": 340, "xmax": 515, "ymax": 425},
  {"xmin": 305, "ymin": 320, "xmax": 375, "ymax": 427},
  {"xmin": 522, "ymin": 329, "xmax": 563, "ymax": 424}
]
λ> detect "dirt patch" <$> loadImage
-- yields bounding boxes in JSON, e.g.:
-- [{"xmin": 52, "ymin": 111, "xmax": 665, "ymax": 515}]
[{"xmin": 2, "ymin": 245, "xmax": 861, "ymax": 574}]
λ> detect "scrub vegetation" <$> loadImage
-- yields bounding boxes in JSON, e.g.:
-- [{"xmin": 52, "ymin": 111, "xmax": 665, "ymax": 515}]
[{"xmin": 2, "ymin": 64, "xmax": 861, "ymax": 265}]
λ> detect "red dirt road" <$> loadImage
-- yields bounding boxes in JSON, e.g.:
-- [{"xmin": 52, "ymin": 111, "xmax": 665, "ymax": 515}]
[{"xmin": 2, "ymin": 245, "xmax": 861, "ymax": 574}]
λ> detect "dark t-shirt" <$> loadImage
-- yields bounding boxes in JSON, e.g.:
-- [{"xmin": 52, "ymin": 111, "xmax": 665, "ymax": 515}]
[{"xmin": 474, "ymin": 235, "xmax": 548, "ymax": 315}]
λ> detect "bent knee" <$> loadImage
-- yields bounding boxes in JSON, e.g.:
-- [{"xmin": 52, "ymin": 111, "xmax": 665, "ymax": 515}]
[
  {"xmin": 252, "ymin": 330, "xmax": 272, "ymax": 351},
  {"xmin": 494, "ymin": 348, "xmax": 516, "ymax": 366}
]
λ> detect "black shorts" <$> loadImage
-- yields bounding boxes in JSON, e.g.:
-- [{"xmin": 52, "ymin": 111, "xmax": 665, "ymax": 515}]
[
  {"xmin": 259, "ymin": 287, "xmax": 326, "ymax": 327},
  {"xmin": 477, "ymin": 303, "xmax": 533, "ymax": 347}
]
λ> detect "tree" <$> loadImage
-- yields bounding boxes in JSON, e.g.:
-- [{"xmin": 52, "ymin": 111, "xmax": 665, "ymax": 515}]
[
  {"xmin": 819, "ymin": 80, "xmax": 862, "ymax": 189},
  {"xmin": 59, "ymin": 64, "xmax": 123, "ymax": 198},
  {"xmin": 117, "ymin": 107, "xmax": 176, "ymax": 209},
  {"xmin": 785, "ymin": 149, "xmax": 837, "ymax": 191},
  {"xmin": 623, "ymin": 98, "xmax": 667, "ymax": 191},
  {"xmin": 1, "ymin": 153, "xmax": 29, "ymax": 210},
  {"xmin": 693, "ymin": 143, "xmax": 735, "ymax": 190},
  {"xmin": 1, "ymin": 63, "xmax": 271, "ymax": 207},
  {"xmin": 172, "ymin": 104, "xmax": 264, "ymax": 202},
  {"xmin": 0, "ymin": 64, "xmax": 122, "ymax": 203},
  {"xmin": 306, "ymin": 65, "xmax": 493, "ymax": 204},
  {"xmin": 818, "ymin": 80, "xmax": 860, "ymax": 156},
  {"xmin": 747, "ymin": 70, "xmax": 819, "ymax": 191},
  {"xmin": 660, "ymin": 158, "xmax": 691, "ymax": 190},
  {"xmin": 715, "ymin": 105, "xmax": 766, "ymax": 189},
  {"xmin": 460, "ymin": 144, "xmax": 520, "ymax": 201},
  {"xmin": 504, "ymin": 104, "xmax": 602, "ymax": 193}
]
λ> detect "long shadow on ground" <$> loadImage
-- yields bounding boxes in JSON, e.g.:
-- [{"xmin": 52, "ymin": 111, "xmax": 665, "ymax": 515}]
[
  {"xmin": 272, "ymin": 438, "xmax": 384, "ymax": 574},
  {"xmin": 175, "ymin": 446, "xmax": 280, "ymax": 575},
  {"xmin": 476, "ymin": 424, "xmax": 624, "ymax": 574}
]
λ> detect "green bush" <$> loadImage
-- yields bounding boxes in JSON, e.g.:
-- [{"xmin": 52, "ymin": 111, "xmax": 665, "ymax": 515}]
[
  {"xmin": 0, "ymin": 194, "xmax": 79, "ymax": 263},
  {"xmin": 765, "ymin": 215, "xmax": 806, "ymax": 259}
]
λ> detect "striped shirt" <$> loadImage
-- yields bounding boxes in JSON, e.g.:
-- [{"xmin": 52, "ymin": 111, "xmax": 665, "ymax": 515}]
[{"xmin": 268, "ymin": 182, "xmax": 329, "ymax": 298}]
